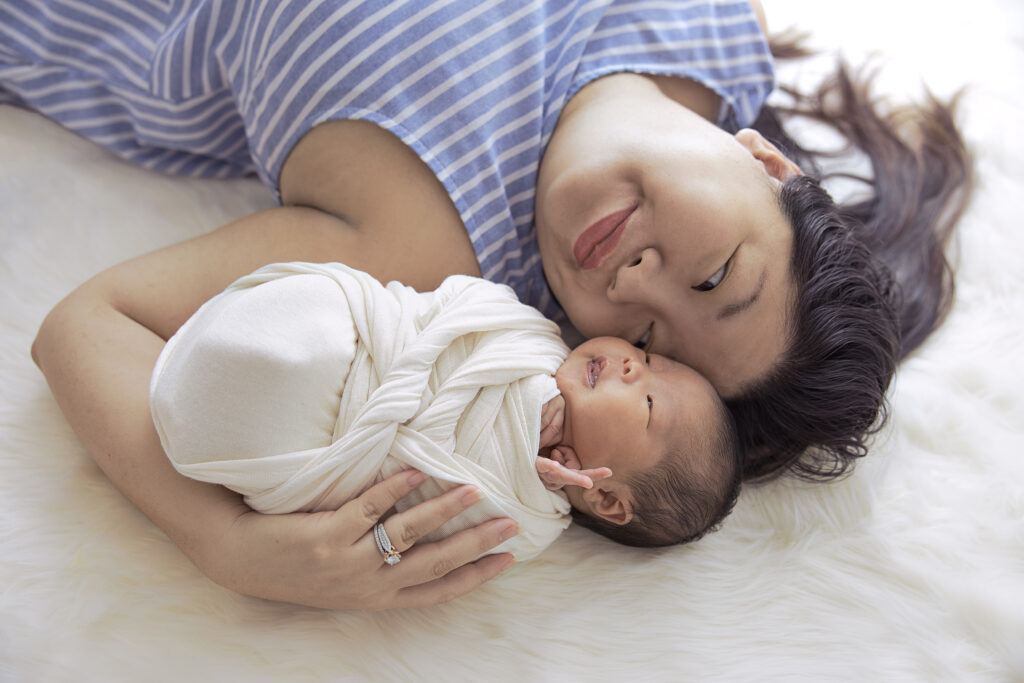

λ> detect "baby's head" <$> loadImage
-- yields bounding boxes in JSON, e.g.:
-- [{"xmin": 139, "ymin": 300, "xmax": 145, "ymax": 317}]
[{"xmin": 551, "ymin": 336, "xmax": 743, "ymax": 547}]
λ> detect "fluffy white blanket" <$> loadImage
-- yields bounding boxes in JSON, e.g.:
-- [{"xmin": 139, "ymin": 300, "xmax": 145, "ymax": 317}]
[
  {"xmin": 1, "ymin": 0, "xmax": 1022, "ymax": 680},
  {"xmin": 150, "ymin": 262, "xmax": 569, "ymax": 560}
]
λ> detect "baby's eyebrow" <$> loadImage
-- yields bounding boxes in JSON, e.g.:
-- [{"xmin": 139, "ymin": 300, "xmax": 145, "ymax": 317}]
[{"xmin": 717, "ymin": 268, "xmax": 767, "ymax": 321}]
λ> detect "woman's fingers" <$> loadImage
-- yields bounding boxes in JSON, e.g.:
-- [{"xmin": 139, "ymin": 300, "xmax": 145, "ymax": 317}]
[
  {"xmin": 373, "ymin": 495, "xmax": 518, "ymax": 582},
  {"xmin": 363, "ymin": 515, "xmax": 518, "ymax": 608},
  {"xmin": 342, "ymin": 474, "xmax": 520, "ymax": 607},
  {"xmin": 387, "ymin": 520, "xmax": 518, "ymax": 607},
  {"xmin": 347, "ymin": 468, "xmax": 429, "ymax": 533},
  {"xmin": 376, "ymin": 483, "xmax": 491, "ymax": 552}
]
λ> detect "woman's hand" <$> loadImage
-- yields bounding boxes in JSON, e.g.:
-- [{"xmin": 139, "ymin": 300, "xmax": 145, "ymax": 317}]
[{"xmin": 212, "ymin": 471, "xmax": 519, "ymax": 610}]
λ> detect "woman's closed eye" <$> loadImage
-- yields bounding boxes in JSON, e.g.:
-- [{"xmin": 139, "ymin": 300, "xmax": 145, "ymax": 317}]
[
  {"xmin": 646, "ymin": 395, "xmax": 653, "ymax": 427},
  {"xmin": 693, "ymin": 251, "xmax": 736, "ymax": 292},
  {"xmin": 634, "ymin": 325, "xmax": 652, "ymax": 350}
]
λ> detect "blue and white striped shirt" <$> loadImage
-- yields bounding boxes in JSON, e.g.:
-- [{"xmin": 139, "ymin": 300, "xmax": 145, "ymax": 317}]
[{"xmin": 0, "ymin": 0, "xmax": 775, "ymax": 320}]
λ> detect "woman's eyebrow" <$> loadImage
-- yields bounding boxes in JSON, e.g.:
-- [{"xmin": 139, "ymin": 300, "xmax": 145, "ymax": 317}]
[{"xmin": 717, "ymin": 269, "xmax": 768, "ymax": 320}]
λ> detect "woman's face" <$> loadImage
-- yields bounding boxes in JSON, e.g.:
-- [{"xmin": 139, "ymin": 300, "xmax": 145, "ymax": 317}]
[{"xmin": 536, "ymin": 76, "xmax": 798, "ymax": 398}]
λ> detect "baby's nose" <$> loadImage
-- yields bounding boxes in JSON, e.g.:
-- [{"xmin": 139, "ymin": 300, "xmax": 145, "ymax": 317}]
[{"xmin": 621, "ymin": 357, "xmax": 641, "ymax": 383}]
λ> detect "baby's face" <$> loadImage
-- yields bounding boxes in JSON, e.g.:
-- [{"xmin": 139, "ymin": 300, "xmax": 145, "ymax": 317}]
[{"xmin": 554, "ymin": 336, "xmax": 719, "ymax": 485}]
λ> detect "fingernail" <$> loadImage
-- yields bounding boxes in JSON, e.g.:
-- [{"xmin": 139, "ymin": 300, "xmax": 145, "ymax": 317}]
[
  {"xmin": 406, "ymin": 470, "xmax": 427, "ymax": 486},
  {"xmin": 499, "ymin": 555, "xmax": 517, "ymax": 572},
  {"xmin": 459, "ymin": 486, "xmax": 481, "ymax": 506},
  {"xmin": 498, "ymin": 520, "xmax": 519, "ymax": 542}
]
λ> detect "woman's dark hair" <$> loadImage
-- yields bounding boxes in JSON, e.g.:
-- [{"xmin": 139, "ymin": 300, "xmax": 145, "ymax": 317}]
[
  {"xmin": 728, "ymin": 35, "xmax": 973, "ymax": 480},
  {"xmin": 571, "ymin": 399, "xmax": 744, "ymax": 547}
]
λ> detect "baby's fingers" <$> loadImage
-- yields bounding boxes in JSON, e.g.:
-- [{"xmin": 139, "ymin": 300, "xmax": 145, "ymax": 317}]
[
  {"xmin": 550, "ymin": 462, "xmax": 594, "ymax": 488},
  {"xmin": 579, "ymin": 467, "xmax": 612, "ymax": 484},
  {"xmin": 535, "ymin": 457, "xmax": 566, "ymax": 490}
]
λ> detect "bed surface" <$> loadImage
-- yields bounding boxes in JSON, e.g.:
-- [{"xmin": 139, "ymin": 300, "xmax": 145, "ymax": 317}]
[{"xmin": 2, "ymin": 1, "xmax": 1022, "ymax": 680}]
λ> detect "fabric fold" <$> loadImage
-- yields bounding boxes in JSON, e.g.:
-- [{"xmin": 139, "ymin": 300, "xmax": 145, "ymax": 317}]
[{"xmin": 151, "ymin": 262, "xmax": 571, "ymax": 561}]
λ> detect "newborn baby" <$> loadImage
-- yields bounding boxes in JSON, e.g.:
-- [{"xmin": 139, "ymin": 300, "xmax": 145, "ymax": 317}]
[
  {"xmin": 150, "ymin": 263, "xmax": 742, "ymax": 562},
  {"xmin": 542, "ymin": 335, "xmax": 742, "ymax": 548}
]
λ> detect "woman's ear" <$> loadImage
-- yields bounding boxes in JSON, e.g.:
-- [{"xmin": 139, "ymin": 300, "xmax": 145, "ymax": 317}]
[
  {"xmin": 581, "ymin": 482, "xmax": 633, "ymax": 526},
  {"xmin": 734, "ymin": 128, "xmax": 802, "ymax": 182}
]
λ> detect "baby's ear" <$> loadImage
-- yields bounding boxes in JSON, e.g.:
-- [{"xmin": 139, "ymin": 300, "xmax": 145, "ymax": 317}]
[{"xmin": 582, "ymin": 483, "xmax": 633, "ymax": 526}]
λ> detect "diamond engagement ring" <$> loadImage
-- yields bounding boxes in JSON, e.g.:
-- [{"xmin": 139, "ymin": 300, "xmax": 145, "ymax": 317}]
[{"xmin": 373, "ymin": 522, "xmax": 402, "ymax": 566}]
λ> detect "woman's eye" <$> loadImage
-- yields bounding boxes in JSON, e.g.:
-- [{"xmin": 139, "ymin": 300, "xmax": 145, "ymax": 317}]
[
  {"xmin": 634, "ymin": 326, "xmax": 652, "ymax": 350},
  {"xmin": 693, "ymin": 263, "xmax": 727, "ymax": 292}
]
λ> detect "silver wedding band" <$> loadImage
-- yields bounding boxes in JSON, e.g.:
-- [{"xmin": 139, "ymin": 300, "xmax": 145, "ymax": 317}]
[{"xmin": 373, "ymin": 522, "xmax": 402, "ymax": 566}]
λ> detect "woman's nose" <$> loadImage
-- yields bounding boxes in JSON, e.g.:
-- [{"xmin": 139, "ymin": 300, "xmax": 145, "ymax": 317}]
[{"xmin": 607, "ymin": 248, "xmax": 660, "ymax": 304}]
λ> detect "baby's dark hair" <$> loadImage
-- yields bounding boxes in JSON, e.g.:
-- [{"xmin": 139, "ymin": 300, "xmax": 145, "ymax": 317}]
[{"xmin": 570, "ymin": 398, "xmax": 744, "ymax": 547}]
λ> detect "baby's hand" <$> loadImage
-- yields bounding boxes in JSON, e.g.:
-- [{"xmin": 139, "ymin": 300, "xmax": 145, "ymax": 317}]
[
  {"xmin": 535, "ymin": 446, "xmax": 612, "ymax": 491},
  {"xmin": 538, "ymin": 394, "xmax": 565, "ymax": 449}
]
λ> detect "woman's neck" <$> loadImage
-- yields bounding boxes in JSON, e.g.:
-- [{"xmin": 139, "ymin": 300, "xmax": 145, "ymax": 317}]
[{"xmin": 561, "ymin": 72, "xmax": 721, "ymax": 128}]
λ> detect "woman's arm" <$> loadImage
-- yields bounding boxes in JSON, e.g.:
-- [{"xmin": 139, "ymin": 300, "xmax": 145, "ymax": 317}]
[{"xmin": 32, "ymin": 127, "xmax": 514, "ymax": 608}]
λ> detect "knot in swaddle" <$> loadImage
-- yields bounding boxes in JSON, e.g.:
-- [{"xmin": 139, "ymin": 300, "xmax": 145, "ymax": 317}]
[{"xmin": 150, "ymin": 262, "xmax": 571, "ymax": 561}]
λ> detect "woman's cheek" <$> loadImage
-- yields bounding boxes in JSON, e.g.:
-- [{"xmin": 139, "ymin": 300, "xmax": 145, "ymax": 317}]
[{"xmin": 580, "ymin": 306, "xmax": 625, "ymax": 341}]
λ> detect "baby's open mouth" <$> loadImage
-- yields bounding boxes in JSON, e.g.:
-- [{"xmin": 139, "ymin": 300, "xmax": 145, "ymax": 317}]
[{"xmin": 587, "ymin": 357, "xmax": 607, "ymax": 387}]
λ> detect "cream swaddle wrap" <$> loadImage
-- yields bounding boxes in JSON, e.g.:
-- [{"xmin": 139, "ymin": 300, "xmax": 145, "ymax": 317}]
[{"xmin": 150, "ymin": 262, "xmax": 571, "ymax": 561}]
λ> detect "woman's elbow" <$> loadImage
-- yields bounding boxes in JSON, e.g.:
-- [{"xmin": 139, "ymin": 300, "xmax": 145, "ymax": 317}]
[
  {"xmin": 31, "ymin": 285, "xmax": 101, "ymax": 374},
  {"xmin": 32, "ymin": 294, "xmax": 74, "ymax": 372}
]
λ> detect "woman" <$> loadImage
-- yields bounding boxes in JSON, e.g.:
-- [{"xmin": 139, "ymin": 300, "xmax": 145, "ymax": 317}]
[{"xmin": 14, "ymin": 0, "xmax": 970, "ymax": 609}]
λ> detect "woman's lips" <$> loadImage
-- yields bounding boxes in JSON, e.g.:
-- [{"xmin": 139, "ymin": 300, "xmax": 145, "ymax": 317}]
[{"xmin": 573, "ymin": 205, "xmax": 637, "ymax": 270}]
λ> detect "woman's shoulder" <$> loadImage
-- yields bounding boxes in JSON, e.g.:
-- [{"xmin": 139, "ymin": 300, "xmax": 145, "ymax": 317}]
[{"xmin": 571, "ymin": 0, "xmax": 775, "ymax": 131}]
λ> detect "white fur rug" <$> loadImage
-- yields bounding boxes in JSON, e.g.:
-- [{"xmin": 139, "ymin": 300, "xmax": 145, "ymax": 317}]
[{"xmin": 2, "ymin": 1, "xmax": 1022, "ymax": 680}]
